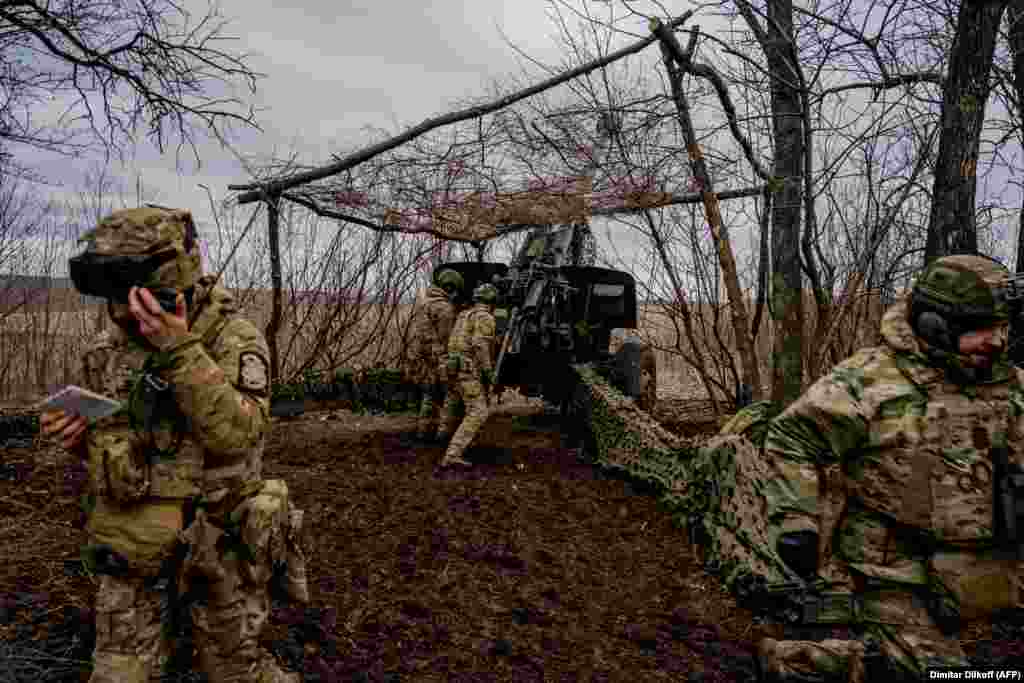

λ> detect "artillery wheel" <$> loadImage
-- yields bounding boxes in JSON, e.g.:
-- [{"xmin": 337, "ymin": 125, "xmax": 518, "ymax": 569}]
[{"xmin": 637, "ymin": 346, "xmax": 657, "ymax": 412}]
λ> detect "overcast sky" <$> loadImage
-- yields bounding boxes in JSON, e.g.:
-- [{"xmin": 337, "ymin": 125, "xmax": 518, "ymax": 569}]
[{"xmin": 30, "ymin": 0, "xmax": 577, "ymax": 227}]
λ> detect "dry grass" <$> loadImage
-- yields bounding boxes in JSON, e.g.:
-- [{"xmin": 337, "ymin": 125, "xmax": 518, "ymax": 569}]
[{"xmin": 0, "ymin": 286, "xmax": 887, "ymax": 404}]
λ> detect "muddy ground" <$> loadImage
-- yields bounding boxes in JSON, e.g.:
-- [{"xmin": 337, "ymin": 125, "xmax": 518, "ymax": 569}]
[{"xmin": 0, "ymin": 399, "xmax": 1020, "ymax": 681}]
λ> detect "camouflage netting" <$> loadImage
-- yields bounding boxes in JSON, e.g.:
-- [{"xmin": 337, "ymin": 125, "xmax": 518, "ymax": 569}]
[
  {"xmin": 679, "ymin": 401, "xmax": 809, "ymax": 602},
  {"xmin": 569, "ymin": 364, "xmax": 693, "ymax": 504},
  {"xmin": 571, "ymin": 368, "xmax": 806, "ymax": 611}
]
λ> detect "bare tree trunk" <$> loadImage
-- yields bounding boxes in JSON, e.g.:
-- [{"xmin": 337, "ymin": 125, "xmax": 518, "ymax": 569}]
[
  {"xmin": 266, "ymin": 194, "xmax": 283, "ymax": 384},
  {"xmin": 925, "ymin": 0, "xmax": 1008, "ymax": 262},
  {"xmin": 766, "ymin": 0, "xmax": 805, "ymax": 405},
  {"xmin": 1010, "ymin": 0, "xmax": 1024, "ymax": 271}
]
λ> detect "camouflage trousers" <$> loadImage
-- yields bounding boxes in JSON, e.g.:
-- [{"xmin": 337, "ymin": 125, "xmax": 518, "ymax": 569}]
[
  {"xmin": 415, "ymin": 357, "xmax": 447, "ymax": 435},
  {"xmin": 758, "ymin": 589, "xmax": 969, "ymax": 682},
  {"xmin": 438, "ymin": 373, "xmax": 490, "ymax": 461},
  {"xmin": 90, "ymin": 482, "xmax": 308, "ymax": 683},
  {"xmin": 417, "ymin": 383, "xmax": 447, "ymax": 436},
  {"xmin": 88, "ymin": 573, "xmax": 174, "ymax": 683},
  {"xmin": 88, "ymin": 570, "xmax": 298, "ymax": 683}
]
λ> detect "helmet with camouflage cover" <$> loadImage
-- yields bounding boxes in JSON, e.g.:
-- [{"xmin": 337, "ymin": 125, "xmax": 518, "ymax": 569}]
[
  {"xmin": 76, "ymin": 205, "xmax": 202, "ymax": 292},
  {"xmin": 910, "ymin": 253, "xmax": 1011, "ymax": 352},
  {"xmin": 473, "ymin": 283, "xmax": 498, "ymax": 304},
  {"xmin": 434, "ymin": 268, "xmax": 464, "ymax": 295}
]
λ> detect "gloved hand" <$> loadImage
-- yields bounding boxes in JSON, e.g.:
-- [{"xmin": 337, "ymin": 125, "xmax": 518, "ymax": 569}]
[
  {"xmin": 481, "ymin": 368, "xmax": 495, "ymax": 386},
  {"xmin": 776, "ymin": 530, "xmax": 819, "ymax": 579}
]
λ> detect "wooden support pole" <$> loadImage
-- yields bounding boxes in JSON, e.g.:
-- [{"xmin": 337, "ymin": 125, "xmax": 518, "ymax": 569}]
[{"xmin": 265, "ymin": 193, "xmax": 283, "ymax": 384}]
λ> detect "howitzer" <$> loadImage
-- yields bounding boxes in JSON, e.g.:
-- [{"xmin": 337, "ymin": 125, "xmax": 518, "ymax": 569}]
[
  {"xmin": 428, "ymin": 109, "xmax": 656, "ymax": 412},
  {"xmin": 434, "ymin": 221, "xmax": 656, "ymax": 412}
]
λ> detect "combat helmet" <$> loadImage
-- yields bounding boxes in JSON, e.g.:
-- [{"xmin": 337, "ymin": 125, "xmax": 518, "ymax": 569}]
[
  {"xmin": 69, "ymin": 205, "xmax": 202, "ymax": 302},
  {"xmin": 434, "ymin": 268, "xmax": 464, "ymax": 295},
  {"xmin": 910, "ymin": 253, "xmax": 1014, "ymax": 352},
  {"xmin": 473, "ymin": 283, "xmax": 498, "ymax": 304}
]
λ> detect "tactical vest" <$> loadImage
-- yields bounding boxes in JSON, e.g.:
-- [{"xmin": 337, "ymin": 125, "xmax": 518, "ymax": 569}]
[
  {"xmin": 412, "ymin": 286, "xmax": 455, "ymax": 360},
  {"xmin": 850, "ymin": 369, "xmax": 1017, "ymax": 546},
  {"xmin": 80, "ymin": 287, "xmax": 265, "ymax": 573},
  {"xmin": 448, "ymin": 305, "xmax": 493, "ymax": 373},
  {"xmin": 82, "ymin": 307, "xmax": 260, "ymax": 504}
]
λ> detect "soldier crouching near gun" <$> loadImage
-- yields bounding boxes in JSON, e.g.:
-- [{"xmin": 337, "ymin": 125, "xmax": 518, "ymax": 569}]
[
  {"xmin": 755, "ymin": 254, "xmax": 1024, "ymax": 682},
  {"xmin": 39, "ymin": 206, "xmax": 309, "ymax": 683},
  {"xmin": 437, "ymin": 283, "xmax": 498, "ymax": 467},
  {"xmin": 409, "ymin": 268, "xmax": 463, "ymax": 443}
]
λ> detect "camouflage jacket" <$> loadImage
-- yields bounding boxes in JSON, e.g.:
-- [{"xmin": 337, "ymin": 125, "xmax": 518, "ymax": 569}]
[
  {"xmin": 763, "ymin": 297, "xmax": 1024, "ymax": 594},
  {"xmin": 80, "ymin": 276, "xmax": 271, "ymax": 569},
  {"xmin": 410, "ymin": 285, "xmax": 457, "ymax": 362},
  {"xmin": 447, "ymin": 303, "xmax": 496, "ymax": 376}
]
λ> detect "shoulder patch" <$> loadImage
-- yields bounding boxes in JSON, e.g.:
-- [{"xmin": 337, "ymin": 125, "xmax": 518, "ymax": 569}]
[{"xmin": 238, "ymin": 352, "xmax": 269, "ymax": 392}]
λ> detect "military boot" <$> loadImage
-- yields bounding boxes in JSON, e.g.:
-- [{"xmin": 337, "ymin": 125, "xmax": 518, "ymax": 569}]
[{"xmin": 440, "ymin": 449, "xmax": 471, "ymax": 467}]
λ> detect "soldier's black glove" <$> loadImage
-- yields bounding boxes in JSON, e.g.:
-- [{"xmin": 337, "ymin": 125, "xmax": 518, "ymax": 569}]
[{"xmin": 776, "ymin": 531, "xmax": 819, "ymax": 579}]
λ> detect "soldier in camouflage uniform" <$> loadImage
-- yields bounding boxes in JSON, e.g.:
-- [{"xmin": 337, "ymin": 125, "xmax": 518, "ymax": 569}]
[
  {"xmin": 437, "ymin": 283, "xmax": 498, "ymax": 467},
  {"xmin": 40, "ymin": 207, "xmax": 308, "ymax": 683},
  {"xmin": 754, "ymin": 254, "xmax": 1024, "ymax": 682},
  {"xmin": 409, "ymin": 269, "xmax": 463, "ymax": 441}
]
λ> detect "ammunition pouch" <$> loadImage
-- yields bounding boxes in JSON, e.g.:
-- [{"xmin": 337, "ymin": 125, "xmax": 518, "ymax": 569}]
[
  {"xmin": 85, "ymin": 497, "xmax": 185, "ymax": 576},
  {"xmin": 88, "ymin": 431, "xmax": 151, "ymax": 504},
  {"xmin": 88, "ymin": 368, "xmax": 185, "ymax": 506},
  {"xmin": 180, "ymin": 479, "xmax": 309, "ymax": 605}
]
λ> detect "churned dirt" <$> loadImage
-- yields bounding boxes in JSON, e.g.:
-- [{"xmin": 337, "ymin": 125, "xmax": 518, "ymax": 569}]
[{"xmin": 0, "ymin": 398, "xmax": 1019, "ymax": 681}]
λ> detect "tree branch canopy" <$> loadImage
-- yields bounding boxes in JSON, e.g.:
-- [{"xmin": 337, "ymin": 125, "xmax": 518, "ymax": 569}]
[
  {"xmin": 0, "ymin": 0, "xmax": 262, "ymax": 162},
  {"xmin": 229, "ymin": 11, "xmax": 696, "ymax": 203}
]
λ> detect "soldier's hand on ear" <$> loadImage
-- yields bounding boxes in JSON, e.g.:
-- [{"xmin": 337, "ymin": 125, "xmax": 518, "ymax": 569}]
[{"xmin": 129, "ymin": 286, "xmax": 189, "ymax": 350}]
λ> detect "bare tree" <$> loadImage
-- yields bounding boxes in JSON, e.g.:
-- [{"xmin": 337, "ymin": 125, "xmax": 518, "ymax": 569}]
[
  {"xmin": 925, "ymin": 0, "xmax": 1009, "ymax": 261},
  {"xmin": 0, "ymin": 0, "xmax": 262, "ymax": 165}
]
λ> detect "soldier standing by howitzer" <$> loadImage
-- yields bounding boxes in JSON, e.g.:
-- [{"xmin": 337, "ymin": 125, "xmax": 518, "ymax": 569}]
[
  {"xmin": 438, "ymin": 283, "xmax": 499, "ymax": 467},
  {"xmin": 409, "ymin": 268, "xmax": 464, "ymax": 442},
  {"xmin": 40, "ymin": 207, "xmax": 309, "ymax": 683},
  {"xmin": 752, "ymin": 254, "xmax": 1024, "ymax": 682}
]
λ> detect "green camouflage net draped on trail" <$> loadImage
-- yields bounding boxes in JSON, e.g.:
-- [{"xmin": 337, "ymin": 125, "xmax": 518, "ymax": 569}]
[
  {"xmin": 570, "ymin": 368, "xmax": 807, "ymax": 613},
  {"xmin": 569, "ymin": 364, "xmax": 694, "ymax": 507},
  {"xmin": 680, "ymin": 401, "xmax": 812, "ymax": 601}
]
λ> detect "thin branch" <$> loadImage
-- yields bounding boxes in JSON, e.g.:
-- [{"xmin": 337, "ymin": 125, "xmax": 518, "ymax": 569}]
[{"xmin": 230, "ymin": 11, "xmax": 696, "ymax": 202}]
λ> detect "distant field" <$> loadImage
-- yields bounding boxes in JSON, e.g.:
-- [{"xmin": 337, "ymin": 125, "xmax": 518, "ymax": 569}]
[{"xmin": 0, "ymin": 287, "xmax": 884, "ymax": 403}]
